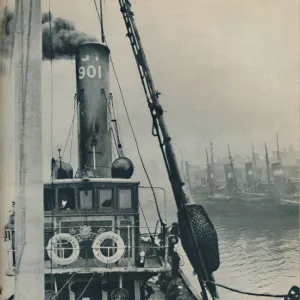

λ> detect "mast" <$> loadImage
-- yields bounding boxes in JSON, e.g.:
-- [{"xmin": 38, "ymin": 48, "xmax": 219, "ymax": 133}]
[
  {"xmin": 227, "ymin": 145, "xmax": 238, "ymax": 193},
  {"xmin": 185, "ymin": 160, "xmax": 192, "ymax": 193},
  {"xmin": 14, "ymin": 0, "xmax": 44, "ymax": 299},
  {"xmin": 276, "ymin": 132, "xmax": 281, "ymax": 162},
  {"xmin": 206, "ymin": 149, "xmax": 213, "ymax": 195},
  {"xmin": 180, "ymin": 150, "xmax": 185, "ymax": 179},
  {"xmin": 251, "ymin": 142, "xmax": 257, "ymax": 166},
  {"xmin": 265, "ymin": 142, "xmax": 272, "ymax": 193},
  {"xmin": 210, "ymin": 139, "xmax": 214, "ymax": 166}
]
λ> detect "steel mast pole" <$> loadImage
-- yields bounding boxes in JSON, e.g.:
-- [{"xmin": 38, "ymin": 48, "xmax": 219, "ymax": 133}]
[{"xmin": 14, "ymin": 0, "xmax": 44, "ymax": 299}]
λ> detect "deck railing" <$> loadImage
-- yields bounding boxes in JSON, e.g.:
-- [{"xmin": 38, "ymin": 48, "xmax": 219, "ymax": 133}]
[{"xmin": 4, "ymin": 224, "xmax": 170, "ymax": 275}]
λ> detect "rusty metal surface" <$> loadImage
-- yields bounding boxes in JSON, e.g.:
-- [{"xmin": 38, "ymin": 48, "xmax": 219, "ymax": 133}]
[{"xmin": 75, "ymin": 43, "xmax": 112, "ymax": 177}]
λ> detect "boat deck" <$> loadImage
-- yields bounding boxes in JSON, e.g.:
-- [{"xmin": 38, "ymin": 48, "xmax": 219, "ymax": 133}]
[{"xmin": 175, "ymin": 241, "xmax": 203, "ymax": 299}]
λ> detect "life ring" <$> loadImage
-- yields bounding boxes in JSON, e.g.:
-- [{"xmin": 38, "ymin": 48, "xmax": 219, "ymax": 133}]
[
  {"xmin": 46, "ymin": 233, "xmax": 80, "ymax": 266},
  {"xmin": 92, "ymin": 231, "xmax": 125, "ymax": 264}
]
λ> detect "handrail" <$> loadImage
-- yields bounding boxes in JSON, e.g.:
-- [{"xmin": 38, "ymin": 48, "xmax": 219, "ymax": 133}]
[
  {"xmin": 4, "ymin": 224, "xmax": 170, "ymax": 272},
  {"xmin": 139, "ymin": 185, "xmax": 167, "ymax": 223}
]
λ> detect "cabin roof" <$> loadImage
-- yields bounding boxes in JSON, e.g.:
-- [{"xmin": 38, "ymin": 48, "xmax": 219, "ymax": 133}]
[{"xmin": 43, "ymin": 178, "xmax": 140, "ymax": 185}]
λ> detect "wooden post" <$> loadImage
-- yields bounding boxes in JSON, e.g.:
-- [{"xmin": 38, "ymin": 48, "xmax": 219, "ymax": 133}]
[{"xmin": 14, "ymin": 0, "xmax": 44, "ymax": 299}]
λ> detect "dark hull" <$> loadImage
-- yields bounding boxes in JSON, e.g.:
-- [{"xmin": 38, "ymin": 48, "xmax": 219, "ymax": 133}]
[{"xmin": 193, "ymin": 194, "xmax": 299, "ymax": 220}]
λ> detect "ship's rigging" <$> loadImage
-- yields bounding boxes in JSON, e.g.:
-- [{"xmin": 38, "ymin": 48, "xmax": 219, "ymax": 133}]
[
  {"xmin": 227, "ymin": 145, "xmax": 238, "ymax": 194},
  {"xmin": 116, "ymin": 1, "xmax": 221, "ymax": 299},
  {"xmin": 265, "ymin": 142, "xmax": 272, "ymax": 194},
  {"xmin": 9, "ymin": 0, "xmax": 220, "ymax": 298},
  {"xmin": 3, "ymin": 1, "xmax": 299, "ymax": 299}
]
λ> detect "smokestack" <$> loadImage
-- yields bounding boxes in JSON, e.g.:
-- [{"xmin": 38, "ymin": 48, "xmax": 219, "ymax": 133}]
[
  {"xmin": 271, "ymin": 162, "xmax": 285, "ymax": 195},
  {"xmin": 224, "ymin": 163, "xmax": 234, "ymax": 195},
  {"xmin": 75, "ymin": 43, "xmax": 112, "ymax": 177},
  {"xmin": 1, "ymin": 9, "xmax": 97, "ymax": 61},
  {"xmin": 245, "ymin": 161, "xmax": 254, "ymax": 188}
]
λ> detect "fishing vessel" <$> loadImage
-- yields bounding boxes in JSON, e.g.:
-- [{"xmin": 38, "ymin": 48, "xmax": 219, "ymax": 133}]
[
  {"xmin": 3, "ymin": 1, "xmax": 221, "ymax": 299},
  {"xmin": 189, "ymin": 142, "xmax": 299, "ymax": 219}
]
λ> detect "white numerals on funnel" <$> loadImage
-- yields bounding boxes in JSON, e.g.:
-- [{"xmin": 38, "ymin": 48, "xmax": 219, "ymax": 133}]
[{"xmin": 78, "ymin": 65, "xmax": 102, "ymax": 79}]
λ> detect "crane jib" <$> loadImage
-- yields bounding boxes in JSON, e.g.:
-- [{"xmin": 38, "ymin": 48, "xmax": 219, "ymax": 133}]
[{"xmin": 118, "ymin": 1, "xmax": 220, "ymax": 299}]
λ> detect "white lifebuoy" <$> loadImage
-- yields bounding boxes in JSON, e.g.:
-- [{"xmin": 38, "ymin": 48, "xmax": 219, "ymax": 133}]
[
  {"xmin": 92, "ymin": 231, "xmax": 125, "ymax": 264},
  {"xmin": 46, "ymin": 233, "xmax": 80, "ymax": 266}
]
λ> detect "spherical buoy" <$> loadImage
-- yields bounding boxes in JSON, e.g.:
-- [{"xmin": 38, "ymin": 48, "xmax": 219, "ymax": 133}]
[{"xmin": 111, "ymin": 157, "xmax": 134, "ymax": 179}]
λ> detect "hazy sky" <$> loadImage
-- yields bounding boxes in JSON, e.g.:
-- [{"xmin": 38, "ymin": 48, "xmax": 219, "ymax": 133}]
[
  {"xmin": 0, "ymin": 1, "xmax": 299, "ymax": 296},
  {"xmin": 1, "ymin": 0, "xmax": 299, "ymax": 180}
]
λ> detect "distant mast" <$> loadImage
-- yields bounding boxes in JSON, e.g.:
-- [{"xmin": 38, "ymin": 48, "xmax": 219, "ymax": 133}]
[
  {"xmin": 210, "ymin": 139, "xmax": 214, "ymax": 166},
  {"xmin": 276, "ymin": 132, "xmax": 281, "ymax": 162},
  {"xmin": 206, "ymin": 149, "xmax": 213, "ymax": 195},
  {"xmin": 265, "ymin": 142, "xmax": 272, "ymax": 194},
  {"xmin": 251, "ymin": 142, "xmax": 257, "ymax": 166},
  {"xmin": 180, "ymin": 151, "xmax": 185, "ymax": 179},
  {"xmin": 185, "ymin": 160, "xmax": 193, "ymax": 193},
  {"xmin": 227, "ymin": 145, "xmax": 238, "ymax": 194}
]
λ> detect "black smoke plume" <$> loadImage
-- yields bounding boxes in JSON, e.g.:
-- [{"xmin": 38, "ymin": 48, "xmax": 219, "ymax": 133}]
[{"xmin": 1, "ymin": 9, "xmax": 97, "ymax": 60}]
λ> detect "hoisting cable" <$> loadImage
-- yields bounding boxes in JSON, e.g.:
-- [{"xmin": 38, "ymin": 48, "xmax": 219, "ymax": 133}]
[
  {"xmin": 92, "ymin": 0, "xmax": 125, "ymax": 155},
  {"xmin": 205, "ymin": 281, "xmax": 297, "ymax": 299},
  {"xmin": 110, "ymin": 92, "xmax": 125, "ymax": 155},
  {"xmin": 116, "ymin": 0, "xmax": 171, "ymax": 180},
  {"xmin": 109, "ymin": 54, "xmax": 165, "ymax": 227},
  {"xmin": 109, "ymin": 93, "xmax": 124, "ymax": 156},
  {"xmin": 50, "ymin": 273, "xmax": 76, "ymax": 300},
  {"xmin": 99, "ymin": 0, "xmax": 105, "ymax": 43},
  {"xmin": 115, "ymin": 76, "xmax": 165, "ymax": 227},
  {"xmin": 92, "ymin": 1, "xmax": 165, "ymax": 228},
  {"xmin": 138, "ymin": 201, "xmax": 155, "ymax": 242},
  {"xmin": 102, "ymin": 90, "xmax": 123, "ymax": 157},
  {"xmin": 117, "ymin": 2, "xmax": 220, "ymax": 299},
  {"xmin": 93, "ymin": 0, "xmax": 105, "ymax": 43},
  {"xmin": 75, "ymin": 273, "xmax": 96, "ymax": 300},
  {"xmin": 104, "ymin": 91, "xmax": 155, "ymax": 240},
  {"xmin": 62, "ymin": 94, "xmax": 77, "ymax": 160},
  {"xmin": 69, "ymin": 110, "xmax": 75, "ymax": 164}
]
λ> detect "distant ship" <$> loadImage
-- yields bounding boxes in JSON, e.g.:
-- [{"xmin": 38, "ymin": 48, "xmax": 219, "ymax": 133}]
[{"xmin": 185, "ymin": 141, "xmax": 299, "ymax": 219}]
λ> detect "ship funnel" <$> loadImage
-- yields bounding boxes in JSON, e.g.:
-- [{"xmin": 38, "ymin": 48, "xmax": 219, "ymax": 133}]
[
  {"xmin": 271, "ymin": 161, "xmax": 285, "ymax": 195},
  {"xmin": 224, "ymin": 163, "xmax": 235, "ymax": 195},
  {"xmin": 75, "ymin": 43, "xmax": 112, "ymax": 177},
  {"xmin": 245, "ymin": 161, "xmax": 254, "ymax": 188}
]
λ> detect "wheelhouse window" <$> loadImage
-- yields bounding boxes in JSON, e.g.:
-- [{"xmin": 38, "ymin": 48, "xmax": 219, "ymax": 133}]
[
  {"xmin": 79, "ymin": 189, "xmax": 94, "ymax": 210},
  {"xmin": 44, "ymin": 188, "xmax": 55, "ymax": 211},
  {"xmin": 119, "ymin": 189, "xmax": 132, "ymax": 210},
  {"xmin": 98, "ymin": 189, "xmax": 113, "ymax": 209},
  {"xmin": 58, "ymin": 188, "xmax": 75, "ymax": 211}
]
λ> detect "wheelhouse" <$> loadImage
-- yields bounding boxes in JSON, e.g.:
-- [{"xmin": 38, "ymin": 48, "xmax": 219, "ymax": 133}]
[
  {"xmin": 44, "ymin": 178, "xmax": 139, "ymax": 215},
  {"xmin": 42, "ymin": 178, "xmax": 169, "ymax": 275}
]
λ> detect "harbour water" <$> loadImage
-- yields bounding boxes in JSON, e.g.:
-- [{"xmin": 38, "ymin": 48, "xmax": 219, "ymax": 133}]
[
  {"xmin": 140, "ymin": 189, "xmax": 299, "ymax": 299},
  {"xmin": 210, "ymin": 215, "xmax": 299, "ymax": 299},
  {"xmin": 180, "ymin": 214, "xmax": 299, "ymax": 299}
]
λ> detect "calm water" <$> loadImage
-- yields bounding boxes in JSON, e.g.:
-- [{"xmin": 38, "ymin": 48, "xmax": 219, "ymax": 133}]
[
  {"xmin": 140, "ymin": 191, "xmax": 299, "ymax": 299},
  {"xmin": 212, "ymin": 215, "xmax": 299, "ymax": 299}
]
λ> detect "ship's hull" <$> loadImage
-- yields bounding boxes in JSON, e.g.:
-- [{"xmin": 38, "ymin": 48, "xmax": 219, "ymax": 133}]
[{"xmin": 193, "ymin": 194, "xmax": 299, "ymax": 220}]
